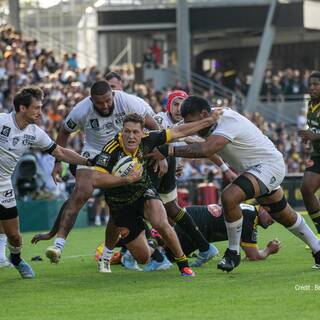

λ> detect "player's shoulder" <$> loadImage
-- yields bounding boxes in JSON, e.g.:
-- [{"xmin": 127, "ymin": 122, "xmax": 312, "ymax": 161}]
[
  {"xmin": 72, "ymin": 96, "xmax": 93, "ymax": 113},
  {"xmin": 0, "ymin": 112, "xmax": 11, "ymax": 122},
  {"xmin": 102, "ymin": 134, "xmax": 121, "ymax": 154}
]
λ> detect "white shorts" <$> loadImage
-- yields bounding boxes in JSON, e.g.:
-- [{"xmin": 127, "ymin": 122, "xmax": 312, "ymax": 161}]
[
  {"xmin": 77, "ymin": 148, "xmax": 101, "ymax": 171},
  {"xmin": 246, "ymin": 160, "xmax": 285, "ymax": 194},
  {"xmin": 0, "ymin": 181, "xmax": 17, "ymax": 209}
]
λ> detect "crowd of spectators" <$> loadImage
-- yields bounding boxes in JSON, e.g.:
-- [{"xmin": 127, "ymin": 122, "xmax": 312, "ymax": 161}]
[
  {"xmin": 206, "ymin": 66, "xmax": 310, "ymax": 102},
  {"xmin": 0, "ymin": 25, "xmax": 311, "ymax": 205}
]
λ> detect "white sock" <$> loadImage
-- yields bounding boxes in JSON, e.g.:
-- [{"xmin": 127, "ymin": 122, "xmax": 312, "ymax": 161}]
[
  {"xmin": 288, "ymin": 214, "xmax": 320, "ymax": 254},
  {"xmin": 225, "ymin": 217, "xmax": 243, "ymax": 254},
  {"xmin": 0, "ymin": 234, "xmax": 7, "ymax": 260},
  {"xmin": 54, "ymin": 237, "xmax": 66, "ymax": 251},
  {"xmin": 101, "ymin": 246, "xmax": 113, "ymax": 261}
]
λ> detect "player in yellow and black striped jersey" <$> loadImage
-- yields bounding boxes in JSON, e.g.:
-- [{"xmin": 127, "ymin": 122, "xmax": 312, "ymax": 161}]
[
  {"xmin": 299, "ymin": 71, "xmax": 320, "ymax": 237},
  {"xmin": 94, "ymin": 128, "xmax": 169, "ymax": 209},
  {"xmin": 93, "ymin": 111, "xmax": 222, "ymax": 276}
]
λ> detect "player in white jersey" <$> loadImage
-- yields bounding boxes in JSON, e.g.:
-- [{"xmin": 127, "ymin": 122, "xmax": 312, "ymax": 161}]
[
  {"xmin": 33, "ymin": 81, "xmax": 160, "ymax": 264},
  {"xmin": 0, "ymin": 86, "xmax": 97, "ymax": 278},
  {"xmin": 151, "ymin": 95, "xmax": 320, "ymax": 272},
  {"xmin": 150, "ymin": 90, "xmax": 229, "ymax": 268}
]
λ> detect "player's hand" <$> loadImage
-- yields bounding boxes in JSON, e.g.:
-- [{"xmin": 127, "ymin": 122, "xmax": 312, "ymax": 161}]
[
  {"xmin": 154, "ymin": 158, "xmax": 168, "ymax": 177},
  {"xmin": 125, "ymin": 166, "xmax": 143, "ymax": 183},
  {"xmin": 298, "ymin": 129, "xmax": 318, "ymax": 142},
  {"xmin": 146, "ymin": 148, "xmax": 166, "ymax": 162},
  {"xmin": 31, "ymin": 232, "xmax": 54, "ymax": 244},
  {"xmin": 209, "ymin": 107, "xmax": 223, "ymax": 123},
  {"xmin": 52, "ymin": 162, "xmax": 63, "ymax": 184},
  {"xmin": 176, "ymin": 163, "xmax": 184, "ymax": 177},
  {"xmin": 267, "ymin": 239, "xmax": 281, "ymax": 254},
  {"xmin": 223, "ymin": 169, "xmax": 238, "ymax": 182}
]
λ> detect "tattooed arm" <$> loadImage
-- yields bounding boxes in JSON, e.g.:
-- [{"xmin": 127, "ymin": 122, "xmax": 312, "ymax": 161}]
[{"xmin": 171, "ymin": 135, "xmax": 230, "ymax": 158}]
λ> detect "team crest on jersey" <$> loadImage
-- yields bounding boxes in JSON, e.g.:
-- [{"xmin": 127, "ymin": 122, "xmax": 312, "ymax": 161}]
[
  {"xmin": 12, "ymin": 137, "xmax": 20, "ymax": 146},
  {"xmin": 90, "ymin": 119, "xmax": 100, "ymax": 129},
  {"xmin": 1, "ymin": 126, "xmax": 11, "ymax": 137},
  {"xmin": 96, "ymin": 154, "xmax": 111, "ymax": 167},
  {"xmin": 115, "ymin": 112, "xmax": 125, "ymax": 125},
  {"xmin": 83, "ymin": 151, "xmax": 90, "ymax": 158},
  {"xmin": 66, "ymin": 119, "xmax": 77, "ymax": 130},
  {"xmin": 154, "ymin": 116, "xmax": 163, "ymax": 125}
]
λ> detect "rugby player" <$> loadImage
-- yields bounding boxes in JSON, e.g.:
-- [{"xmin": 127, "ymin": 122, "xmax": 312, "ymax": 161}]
[
  {"xmin": 151, "ymin": 95, "xmax": 320, "ymax": 272},
  {"xmin": 92, "ymin": 111, "xmax": 222, "ymax": 276},
  {"xmin": 32, "ymin": 80, "xmax": 160, "ymax": 264},
  {"xmin": 167, "ymin": 203, "xmax": 281, "ymax": 262},
  {"xmin": 149, "ymin": 90, "xmax": 237, "ymax": 268},
  {"xmin": 0, "ymin": 86, "xmax": 95, "ymax": 278},
  {"xmin": 299, "ymin": 71, "xmax": 320, "ymax": 240}
]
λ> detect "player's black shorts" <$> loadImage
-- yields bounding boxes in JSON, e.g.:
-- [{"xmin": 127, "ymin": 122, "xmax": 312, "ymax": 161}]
[
  {"xmin": 0, "ymin": 205, "xmax": 18, "ymax": 220},
  {"xmin": 148, "ymin": 156, "xmax": 177, "ymax": 194},
  {"xmin": 305, "ymin": 156, "xmax": 320, "ymax": 174},
  {"xmin": 110, "ymin": 188, "xmax": 160, "ymax": 244}
]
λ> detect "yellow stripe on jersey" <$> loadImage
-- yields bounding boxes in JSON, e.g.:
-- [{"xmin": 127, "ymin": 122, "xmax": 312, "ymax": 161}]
[
  {"xmin": 166, "ymin": 129, "xmax": 171, "ymax": 143},
  {"xmin": 94, "ymin": 166, "xmax": 109, "ymax": 174},
  {"xmin": 309, "ymin": 102, "xmax": 320, "ymax": 113},
  {"xmin": 240, "ymin": 241, "xmax": 258, "ymax": 248},
  {"xmin": 104, "ymin": 140, "xmax": 118, "ymax": 153},
  {"xmin": 109, "ymin": 143, "xmax": 119, "ymax": 154}
]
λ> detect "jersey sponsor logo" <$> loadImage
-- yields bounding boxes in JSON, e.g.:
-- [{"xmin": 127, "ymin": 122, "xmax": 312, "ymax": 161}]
[
  {"xmin": 82, "ymin": 151, "xmax": 91, "ymax": 158},
  {"xmin": 114, "ymin": 112, "xmax": 125, "ymax": 125},
  {"xmin": 66, "ymin": 119, "xmax": 77, "ymax": 130},
  {"xmin": 3, "ymin": 189, "xmax": 13, "ymax": 198},
  {"xmin": 1, "ymin": 126, "xmax": 11, "ymax": 137},
  {"xmin": 90, "ymin": 119, "xmax": 100, "ymax": 129},
  {"xmin": 251, "ymin": 164, "xmax": 262, "ymax": 174},
  {"xmin": 144, "ymin": 188, "xmax": 156, "ymax": 198},
  {"xmin": 96, "ymin": 154, "xmax": 110, "ymax": 167},
  {"xmin": 154, "ymin": 116, "xmax": 163, "ymax": 125},
  {"xmin": 104, "ymin": 122, "xmax": 114, "ymax": 135},
  {"xmin": 269, "ymin": 176, "xmax": 276, "ymax": 185},
  {"xmin": 12, "ymin": 137, "xmax": 20, "ymax": 146}
]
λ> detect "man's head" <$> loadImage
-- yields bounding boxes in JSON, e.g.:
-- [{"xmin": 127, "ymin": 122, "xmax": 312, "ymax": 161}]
[
  {"xmin": 166, "ymin": 90, "xmax": 188, "ymax": 123},
  {"xmin": 13, "ymin": 86, "xmax": 44, "ymax": 125},
  {"xmin": 105, "ymin": 72, "xmax": 123, "ymax": 90},
  {"xmin": 257, "ymin": 206, "xmax": 274, "ymax": 229},
  {"xmin": 308, "ymin": 71, "xmax": 320, "ymax": 101},
  {"xmin": 90, "ymin": 80, "xmax": 113, "ymax": 117},
  {"xmin": 121, "ymin": 113, "xmax": 145, "ymax": 153},
  {"xmin": 180, "ymin": 95, "xmax": 213, "ymax": 137}
]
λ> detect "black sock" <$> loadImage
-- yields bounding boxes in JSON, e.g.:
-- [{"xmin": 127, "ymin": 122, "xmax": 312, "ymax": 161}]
[
  {"xmin": 175, "ymin": 209, "xmax": 209, "ymax": 252},
  {"xmin": 10, "ymin": 252, "xmax": 22, "ymax": 266},
  {"xmin": 151, "ymin": 248, "xmax": 164, "ymax": 263},
  {"xmin": 309, "ymin": 210, "xmax": 320, "ymax": 234},
  {"xmin": 174, "ymin": 255, "xmax": 189, "ymax": 270}
]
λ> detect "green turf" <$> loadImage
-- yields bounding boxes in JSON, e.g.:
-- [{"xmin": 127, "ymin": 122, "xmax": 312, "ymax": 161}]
[{"xmin": 1, "ymin": 216, "xmax": 319, "ymax": 320}]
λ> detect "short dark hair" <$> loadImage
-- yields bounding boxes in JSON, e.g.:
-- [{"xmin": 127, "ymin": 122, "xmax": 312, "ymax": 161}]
[
  {"xmin": 13, "ymin": 86, "xmax": 43, "ymax": 112},
  {"xmin": 180, "ymin": 95, "xmax": 211, "ymax": 118},
  {"xmin": 309, "ymin": 71, "xmax": 320, "ymax": 80},
  {"xmin": 123, "ymin": 113, "xmax": 145, "ymax": 128},
  {"xmin": 90, "ymin": 80, "xmax": 112, "ymax": 96},
  {"xmin": 105, "ymin": 71, "xmax": 122, "ymax": 82}
]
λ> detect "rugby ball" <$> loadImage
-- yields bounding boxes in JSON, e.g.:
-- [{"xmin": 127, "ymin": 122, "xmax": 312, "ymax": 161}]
[{"xmin": 111, "ymin": 156, "xmax": 141, "ymax": 177}]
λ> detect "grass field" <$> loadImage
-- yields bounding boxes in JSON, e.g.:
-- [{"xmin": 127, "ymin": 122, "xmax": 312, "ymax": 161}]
[{"xmin": 1, "ymin": 215, "xmax": 319, "ymax": 320}]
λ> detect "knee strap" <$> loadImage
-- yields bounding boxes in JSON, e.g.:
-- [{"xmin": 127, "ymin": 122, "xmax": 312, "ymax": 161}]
[
  {"xmin": 232, "ymin": 175, "xmax": 255, "ymax": 200},
  {"xmin": 264, "ymin": 196, "xmax": 287, "ymax": 214}
]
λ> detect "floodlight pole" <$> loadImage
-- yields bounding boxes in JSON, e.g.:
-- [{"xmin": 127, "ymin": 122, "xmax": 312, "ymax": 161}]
[
  {"xmin": 245, "ymin": 0, "xmax": 278, "ymax": 112},
  {"xmin": 176, "ymin": 0, "xmax": 191, "ymax": 86}
]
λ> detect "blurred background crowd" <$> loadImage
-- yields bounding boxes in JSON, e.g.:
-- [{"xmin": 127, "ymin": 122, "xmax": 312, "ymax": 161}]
[{"xmin": 0, "ymin": 24, "xmax": 310, "ymax": 224}]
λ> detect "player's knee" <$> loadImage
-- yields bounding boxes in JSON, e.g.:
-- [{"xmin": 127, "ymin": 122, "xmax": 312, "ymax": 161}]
[{"xmin": 7, "ymin": 232, "xmax": 22, "ymax": 246}]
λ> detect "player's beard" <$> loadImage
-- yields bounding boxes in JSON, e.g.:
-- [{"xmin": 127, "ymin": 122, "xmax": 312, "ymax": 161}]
[{"xmin": 94, "ymin": 103, "xmax": 114, "ymax": 117}]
